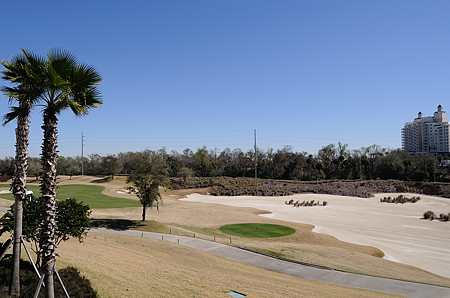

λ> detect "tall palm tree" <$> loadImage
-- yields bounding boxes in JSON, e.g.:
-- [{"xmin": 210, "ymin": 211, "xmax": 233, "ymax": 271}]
[
  {"xmin": 1, "ymin": 51, "xmax": 41, "ymax": 296},
  {"xmin": 21, "ymin": 48, "xmax": 102, "ymax": 298}
]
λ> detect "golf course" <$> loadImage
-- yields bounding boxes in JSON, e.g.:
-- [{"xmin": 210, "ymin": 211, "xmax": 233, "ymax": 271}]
[{"xmin": 1, "ymin": 175, "xmax": 450, "ymax": 297}]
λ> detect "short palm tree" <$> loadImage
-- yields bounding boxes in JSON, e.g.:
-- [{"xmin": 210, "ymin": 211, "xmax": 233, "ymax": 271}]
[
  {"xmin": 1, "ymin": 51, "xmax": 42, "ymax": 296},
  {"xmin": 21, "ymin": 48, "xmax": 102, "ymax": 298}
]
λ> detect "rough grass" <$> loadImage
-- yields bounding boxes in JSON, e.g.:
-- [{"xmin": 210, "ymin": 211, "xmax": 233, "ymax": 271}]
[
  {"xmin": 220, "ymin": 223, "xmax": 296, "ymax": 238},
  {"xmin": 54, "ymin": 233, "xmax": 400, "ymax": 298}
]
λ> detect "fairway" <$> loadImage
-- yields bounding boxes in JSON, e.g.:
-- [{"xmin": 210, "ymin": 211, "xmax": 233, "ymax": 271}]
[
  {"xmin": 220, "ymin": 223, "xmax": 295, "ymax": 238},
  {"xmin": 0, "ymin": 184, "xmax": 141, "ymax": 209}
]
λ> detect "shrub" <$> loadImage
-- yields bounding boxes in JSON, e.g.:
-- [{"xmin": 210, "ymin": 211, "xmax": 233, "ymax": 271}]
[
  {"xmin": 422, "ymin": 184, "xmax": 442, "ymax": 196},
  {"xmin": 0, "ymin": 197, "xmax": 91, "ymax": 268},
  {"xmin": 410, "ymin": 196, "xmax": 421, "ymax": 203},
  {"xmin": 19, "ymin": 266, "xmax": 98, "ymax": 298},
  {"xmin": 440, "ymin": 213, "xmax": 450, "ymax": 222},
  {"xmin": 381, "ymin": 195, "xmax": 420, "ymax": 204},
  {"xmin": 0, "ymin": 257, "xmax": 97, "ymax": 298},
  {"xmin": 0, "ymin": 176, "xmax": 11, "ymax": 183},
  {"xmin": 423, "ymin": 211, "xmax": 435, "ymax": 220}
]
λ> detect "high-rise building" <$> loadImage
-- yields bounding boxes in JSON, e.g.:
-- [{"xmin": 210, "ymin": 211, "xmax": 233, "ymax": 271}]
[{"xmin": 402, "ymin": 105, "xmax": 450, "ymax": 154}]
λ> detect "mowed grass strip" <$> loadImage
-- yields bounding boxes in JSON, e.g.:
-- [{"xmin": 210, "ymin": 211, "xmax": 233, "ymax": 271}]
[
  {"xmin": 0, "ymin": 184, "xmax": 140, "ymax": 209},
  {"xmin": 220, "ymin": 223, "xmax": 295, "ymax": 238}
]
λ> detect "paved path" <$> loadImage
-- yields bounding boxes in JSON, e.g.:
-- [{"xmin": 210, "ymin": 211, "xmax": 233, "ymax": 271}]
[{"xmin": 91, "ymin": 227, "xmax": 450, "ymax": 298}]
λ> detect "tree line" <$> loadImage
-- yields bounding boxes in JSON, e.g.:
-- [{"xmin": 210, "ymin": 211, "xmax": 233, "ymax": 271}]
[{"xmin": 2, "ymin": 142, "xmax": 450, "ymax": 182}]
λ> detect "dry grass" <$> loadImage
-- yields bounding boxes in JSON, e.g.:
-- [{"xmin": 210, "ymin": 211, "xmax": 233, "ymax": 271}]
[
  {"xmin": 56, "ymin": 234, "xmax": 400, "ymax": 298},
  {"xmin": 1, "ymin": 176, "xmax": 449, "ymax": 296}
]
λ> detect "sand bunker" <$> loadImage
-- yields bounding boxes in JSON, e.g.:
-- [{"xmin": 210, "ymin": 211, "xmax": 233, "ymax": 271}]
[{"xmin": 182, "ymin": 192, "xmax": 450, "ymax": 278}]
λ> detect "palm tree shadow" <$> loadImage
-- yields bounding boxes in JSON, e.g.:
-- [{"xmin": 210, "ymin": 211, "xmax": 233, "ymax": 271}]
[{"xmin": 90, "ymin": 218, "xmax": 145, "ymax": 230}]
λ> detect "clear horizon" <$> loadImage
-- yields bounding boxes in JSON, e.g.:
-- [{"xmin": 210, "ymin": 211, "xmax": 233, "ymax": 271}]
[{"xmin": 1, "ymin": 1, "xmax": 449, "ymax": 158}]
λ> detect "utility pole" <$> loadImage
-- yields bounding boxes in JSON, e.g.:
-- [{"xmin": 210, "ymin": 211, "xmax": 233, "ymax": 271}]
[
  {"xmin": 81, "ymin": 132, "xmax": 84, "ymax": 176},
  {"xmin": 254, "ymin": 129, "xmax": 257, "ymax": 178}
]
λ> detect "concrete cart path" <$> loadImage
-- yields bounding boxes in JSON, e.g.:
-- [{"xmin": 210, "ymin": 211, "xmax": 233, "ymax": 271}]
[{"xmin": 91, "ymin": 227, "xmax": 450, "ymax": 298}]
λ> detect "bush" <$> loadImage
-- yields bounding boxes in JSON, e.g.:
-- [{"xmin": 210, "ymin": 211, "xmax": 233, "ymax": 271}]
[
  {"xmin": 440, "ymin": 213, "xmax": 450, "ymax": 222},
  {"xmin": 0, "ymin": 256, "xmax": 97, "ymax": 298},
  {"xmin": 0, "ymin": 176, "xmax": 11, "ymax": 183},
  {"xmin": 0, "ymin": 197, "xmax": 91, "ymax": 268},
  {"xmin": 423, "ymin": 211, "xmax": 435, "ymax": 220}
]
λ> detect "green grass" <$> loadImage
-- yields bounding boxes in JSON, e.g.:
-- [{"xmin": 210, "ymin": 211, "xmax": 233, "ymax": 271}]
[
  {"xmin": 220, "ymin": 223, "xmax": 296, "ymax": 238},
  {"xmin": 0, "ymin": 184, "xmax": 141, "ymax": 209}
]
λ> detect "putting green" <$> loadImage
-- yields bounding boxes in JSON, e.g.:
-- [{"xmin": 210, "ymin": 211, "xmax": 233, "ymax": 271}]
[{"xmin": 219, "ymin": 223, "xmax": 295, "ymax": 238}]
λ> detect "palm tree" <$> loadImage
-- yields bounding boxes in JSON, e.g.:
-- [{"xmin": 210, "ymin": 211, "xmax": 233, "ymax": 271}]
[
  {"xmin": 21, "ymin": 48, "xmax": 102, "ymax": 298},
  {"xmin": 1, "ymin": 51, "xmax": 41, "ymax": 296}
]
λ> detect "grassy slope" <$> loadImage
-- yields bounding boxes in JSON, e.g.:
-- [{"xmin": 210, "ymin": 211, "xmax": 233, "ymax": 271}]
[{"xmin": 55, "ymin": 233, "xmax": 400, "ymax": 298}]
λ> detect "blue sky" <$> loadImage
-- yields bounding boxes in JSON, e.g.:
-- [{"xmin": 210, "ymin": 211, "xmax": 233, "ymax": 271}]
[{"xmin": 1, "ymin": 1, "xmax": 449, "ymax": 158}]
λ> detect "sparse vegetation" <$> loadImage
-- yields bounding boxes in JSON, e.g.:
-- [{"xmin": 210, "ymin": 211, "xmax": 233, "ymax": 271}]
[
  {"xmin": 285, "ymin": 199, "xmax": 327, "ymax": 207},
  {"xmin": 423, "ymin": 210, "xmax": 450, "ymax": 222},
  {"xmin": 380, "ymin": 195, "xmax": 421, "ymax": 204}
]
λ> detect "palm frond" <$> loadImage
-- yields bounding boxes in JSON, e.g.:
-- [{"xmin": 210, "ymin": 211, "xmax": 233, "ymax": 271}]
[
  {"xmin": 1, "ymin": 55, "xmax": 29, "ymax": 84},
  {"xmin": 2, "ymin": 105, "xmax": 31, "ymax": 125},
  {"xmin": 77, "ymin": 87, "xmax": 103, "ymax": 110},
  {"xmin": 47, "ymin": 48, "xmax": 78, "ymax": 78},
  {"xmin": 21, "ymin": 48, "xmax": 46, "ymax": 74},
  {"xmin": 61, "ymin": 99, "xmax": 88, "ymax": 117},
  {"xmin": 73, "ymin": 64, "xmax": 102, "ymax": 85},
  {"xmin": 46, "ymin": 65, "xmax": 70, "ymax": 92}
]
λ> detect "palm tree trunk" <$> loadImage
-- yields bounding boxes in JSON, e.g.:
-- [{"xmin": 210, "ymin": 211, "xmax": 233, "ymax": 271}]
[
  {"xmin": 9, "ymin": 109, "xmax": 30, "ymax": 297},
  {"xmin": 40, "ymin": 108, "xmax": 58, "ymax": 298}
]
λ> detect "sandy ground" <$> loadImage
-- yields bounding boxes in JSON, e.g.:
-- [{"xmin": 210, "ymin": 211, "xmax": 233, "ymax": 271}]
[{"xmin": 182, "ymin": 192, "xmax": 450, "ymax": 278}]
